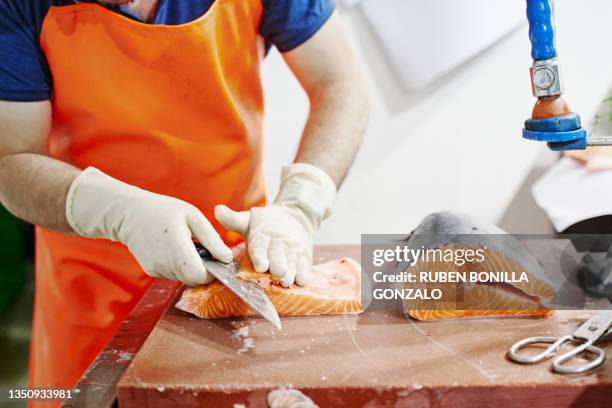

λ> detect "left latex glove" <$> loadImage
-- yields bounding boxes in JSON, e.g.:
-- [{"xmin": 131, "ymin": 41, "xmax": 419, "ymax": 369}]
[{"xmin": 215, "ymin": 163, "xmax": 337, "ymax": 287}]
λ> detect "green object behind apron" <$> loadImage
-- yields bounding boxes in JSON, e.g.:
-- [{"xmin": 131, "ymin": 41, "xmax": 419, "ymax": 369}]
[{"xmin": 0, "ymin": 205, "xmax": 26, "ymax": 317}]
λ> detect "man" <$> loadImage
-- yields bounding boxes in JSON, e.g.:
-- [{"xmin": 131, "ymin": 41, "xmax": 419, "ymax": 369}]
[{"xmin": 0, "ymin": 0, "xmax": 369, "ymax": 402}]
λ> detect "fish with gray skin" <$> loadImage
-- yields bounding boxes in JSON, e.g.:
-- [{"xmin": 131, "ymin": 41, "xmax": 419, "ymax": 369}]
[
  {"xmin": 398, "ymin": 212, "xmax": 559, "ymax": 319},
  {"xmin": 195, "ymin": 243, "xmax": 282, "ymax": 330},
  {"xmin": 401, "ymin": 211, "xmax": 552, "ymax": 279},
  {"xmin": 399, "ymin": 211, "xmax": 550, "ymax": 280}
]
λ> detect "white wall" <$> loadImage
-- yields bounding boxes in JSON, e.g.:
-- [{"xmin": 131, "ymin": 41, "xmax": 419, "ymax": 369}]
[{"xmin": 260, "ymin": 0, "xmax": 612, "ymax": 244}]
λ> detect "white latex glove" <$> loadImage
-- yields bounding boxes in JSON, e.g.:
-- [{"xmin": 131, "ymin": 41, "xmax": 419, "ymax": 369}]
[
  {"xmin": 215, "ymin": 163, "xmax": 336, "ymax": 287},
  {"xmin": 66, "ymin": 167, "xmax": 233, "ymax": 286}
]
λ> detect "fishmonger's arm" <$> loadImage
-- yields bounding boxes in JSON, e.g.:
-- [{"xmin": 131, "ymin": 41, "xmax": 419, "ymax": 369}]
[
  {"xmin": 0, "ymin": 100, "xmax": 79, "ymax": 232},
  {"xmin": 282, "ymin": 11, "xmax": 370, "ymax": 187}
]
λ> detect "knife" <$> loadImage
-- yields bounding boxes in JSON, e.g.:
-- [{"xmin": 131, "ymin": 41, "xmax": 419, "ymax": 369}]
[{"xmin": 194, "ymin": 243, "xmax": 282, "ymax": 330}]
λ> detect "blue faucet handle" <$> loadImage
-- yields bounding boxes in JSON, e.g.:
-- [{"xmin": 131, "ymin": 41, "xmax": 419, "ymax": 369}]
[
  {"xmin": 547, "ymin": 137, "xmax": 587, "ymax": 151},
  {"xmin": 522, "ymin": 113, "xmax": 587, "ymax": 150}
]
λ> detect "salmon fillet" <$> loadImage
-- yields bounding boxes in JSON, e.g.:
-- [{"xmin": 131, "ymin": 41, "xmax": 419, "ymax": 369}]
[
  {"xmin": 176, "ymin": 247, "xmax": 363, "ymax": 319},
  {"xmin": 403, "ymin": 212, "xmax": 557, "ymax": 321}
]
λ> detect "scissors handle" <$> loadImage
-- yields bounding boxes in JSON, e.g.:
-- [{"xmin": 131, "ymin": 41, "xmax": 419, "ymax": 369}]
[
  {"xmin": 508, "ymin": 335, "xmax": 572, "ymax": 364},
  {"xmin": 552, "ymin": 342, "xmax": 607, "ymax": 374},
  {"xmin": 509, "ymin": 335, "xmax": 607, "ymax": 374}
]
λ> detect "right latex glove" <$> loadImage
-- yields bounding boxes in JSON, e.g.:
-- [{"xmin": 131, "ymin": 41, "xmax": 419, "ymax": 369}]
[
  {"xmin": 65, "ymin": 167, "xmax": 233, "ymax": 286},
  {"xmin": 215, "ymin": 163, "xmax": 337, "ymax": 287}
]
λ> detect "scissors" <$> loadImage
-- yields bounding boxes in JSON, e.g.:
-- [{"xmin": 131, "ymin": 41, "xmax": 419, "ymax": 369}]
[{"xmin": 508, "ymin": 310, "xmax": 612, "ymax": 374}]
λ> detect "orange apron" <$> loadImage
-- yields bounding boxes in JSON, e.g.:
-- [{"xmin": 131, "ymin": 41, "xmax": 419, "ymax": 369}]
[{"xmin": 31, "ymin": 0, "xmax": 265, "ymax": 404}]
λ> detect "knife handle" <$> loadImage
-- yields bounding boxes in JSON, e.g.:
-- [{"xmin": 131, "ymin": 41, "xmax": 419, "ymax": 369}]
[{"xmin": 194, "ymin": 242, "xmax": 214, "ymax": 261}]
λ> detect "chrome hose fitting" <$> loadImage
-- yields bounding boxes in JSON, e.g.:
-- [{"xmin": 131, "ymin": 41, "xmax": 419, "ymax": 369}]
[{"xmin": 530, "ymin": 59, "xmax": 563, "ymax": 98}]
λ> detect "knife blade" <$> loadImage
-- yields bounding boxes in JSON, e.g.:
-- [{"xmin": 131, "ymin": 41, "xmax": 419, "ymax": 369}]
[{"xmin": 194, "ymin": 243, "xmax": 282, "ymax": 330}]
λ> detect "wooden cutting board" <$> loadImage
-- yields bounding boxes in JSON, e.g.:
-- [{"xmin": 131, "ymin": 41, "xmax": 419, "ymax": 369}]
[{"xmin": 117, "ymin": 246, "xmax": 612, "ymax": 408}]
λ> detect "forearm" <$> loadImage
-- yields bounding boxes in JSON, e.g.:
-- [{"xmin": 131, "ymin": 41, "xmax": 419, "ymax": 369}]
[
  {"xmin": 0, "ymin": 153, "xmax": 79, "ymax": 232},
  {"xmin": 295, "ymin": 77, "xmax": 369, "ymax": 187},
  {"xmin": 284, "ymin": 10, "xmax": 370, "ymax": 187}
]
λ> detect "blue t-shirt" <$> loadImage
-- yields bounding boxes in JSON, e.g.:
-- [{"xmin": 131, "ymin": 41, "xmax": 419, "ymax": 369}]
[{"xmin": 0, "ymin": 0, "xmax": 335, "ymax": 101}]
